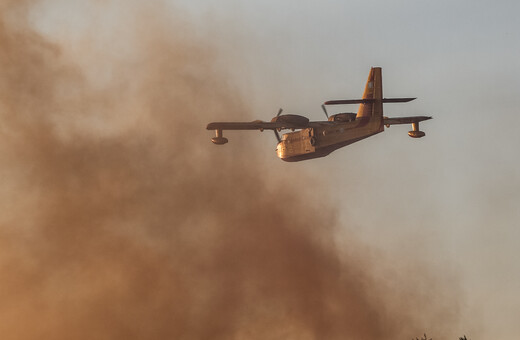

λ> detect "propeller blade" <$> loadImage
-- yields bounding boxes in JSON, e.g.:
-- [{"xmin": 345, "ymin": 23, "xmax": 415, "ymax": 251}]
[
  {"xmin": 321, "ymin": 104, "xmax": 329, "ymax": 119},
  {"xmin": 273, "ymin": 108, "xmax": 283, "ymax": 142},
  {"xmin": 274, "ymin": 129, "xmax": 281, "ymax": 143}
]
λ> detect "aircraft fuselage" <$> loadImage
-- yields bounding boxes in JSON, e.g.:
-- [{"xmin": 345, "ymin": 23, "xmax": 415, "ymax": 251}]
[{"xmin": 276, "ymin": 116, "xmax": 384, "ymax": 161}]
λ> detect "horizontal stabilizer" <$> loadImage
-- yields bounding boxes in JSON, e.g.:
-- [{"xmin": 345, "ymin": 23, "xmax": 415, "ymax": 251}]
[
  {"xmin": 383, "ymin": 116, "xmax": 432, "ymax": 125},
  {"xmin": 324, "ymin": 98, "xmax": 416, "ymax": 105}
]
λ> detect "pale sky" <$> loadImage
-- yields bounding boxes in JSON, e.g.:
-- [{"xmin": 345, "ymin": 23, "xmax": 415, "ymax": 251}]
[
  {"xmin": 171, "ymin": 1, "xmax": 520, "ymax": 338},
  {"xmin": 27, "ymin": 0, "xmax": 520, "ymax": 338}
]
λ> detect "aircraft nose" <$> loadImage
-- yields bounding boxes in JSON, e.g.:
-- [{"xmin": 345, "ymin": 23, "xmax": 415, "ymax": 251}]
[{"xmin": 276, "ymin": 142, "xmax": 284, "ymax": 159}]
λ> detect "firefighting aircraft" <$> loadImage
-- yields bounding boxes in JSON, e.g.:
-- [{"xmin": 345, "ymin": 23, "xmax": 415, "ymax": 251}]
[{"xmin": 207, "ymin": 67, "xmax": 431, "ymax": 162}]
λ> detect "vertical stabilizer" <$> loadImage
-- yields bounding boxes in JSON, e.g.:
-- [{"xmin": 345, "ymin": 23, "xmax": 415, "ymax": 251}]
[{"xmin": 356, "ymin": 67, "xmax": 383, "ymax": 118}]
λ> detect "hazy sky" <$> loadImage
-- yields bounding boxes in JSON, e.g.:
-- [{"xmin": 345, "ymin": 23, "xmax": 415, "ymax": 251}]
[
  {"xmin": 170, "ymin": 1, "xmax": 520, "ymax": 337},
  {"xmin": 19, "ymin": 0, "xmax": 520, "ymax": 338}
]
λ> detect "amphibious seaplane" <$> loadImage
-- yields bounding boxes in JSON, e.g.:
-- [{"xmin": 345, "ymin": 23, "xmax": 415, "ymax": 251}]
[{"xmin": 207, "ymin": 67, "xmax": 431, "ymax": 162}]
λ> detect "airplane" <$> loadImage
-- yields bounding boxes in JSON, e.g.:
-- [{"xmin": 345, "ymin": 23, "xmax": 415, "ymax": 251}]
[{"xmin": 207, "ymin": 67, "xmax": 431, "ymax": 162}]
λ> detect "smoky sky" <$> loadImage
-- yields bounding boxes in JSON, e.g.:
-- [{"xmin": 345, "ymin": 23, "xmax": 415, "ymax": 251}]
[{"xmin": 0, "ymin": 1, "xmax": 460, "ymax": 339}]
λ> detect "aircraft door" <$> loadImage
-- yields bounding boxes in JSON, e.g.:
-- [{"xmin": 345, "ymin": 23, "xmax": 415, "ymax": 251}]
[{"xmin": 302, "ymin": 128, "xmax": 316, "ymax": 153}]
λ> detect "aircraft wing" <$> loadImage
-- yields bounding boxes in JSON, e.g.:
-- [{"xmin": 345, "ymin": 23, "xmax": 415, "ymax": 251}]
[
  {"xmin": 207, "ymin": 121, "xmax": 309, "ymax": 131},
  {"xmin": 383, "ymin": 116, "xmax": 432, "ymax": 125}
]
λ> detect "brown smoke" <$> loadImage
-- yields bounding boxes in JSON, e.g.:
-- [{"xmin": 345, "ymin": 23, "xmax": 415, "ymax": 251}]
[{"xmin": 0, "ymin": 1, "xmax": 458, "ymax": 339}]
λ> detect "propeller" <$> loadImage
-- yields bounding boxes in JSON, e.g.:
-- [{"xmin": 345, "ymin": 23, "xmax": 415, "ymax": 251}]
[
  {"xmin": 274, "ymin": 108, "xmax": 283, "ymax": 142},
  {"xmin": 321, "ymin": 104, "xmax": 329, "ymax": 119}
]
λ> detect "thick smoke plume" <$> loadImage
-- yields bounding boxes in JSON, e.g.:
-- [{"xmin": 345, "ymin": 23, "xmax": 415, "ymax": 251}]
[{"xmin": 0, "ymin": 1, "xmax": 457, "ymax": 339}]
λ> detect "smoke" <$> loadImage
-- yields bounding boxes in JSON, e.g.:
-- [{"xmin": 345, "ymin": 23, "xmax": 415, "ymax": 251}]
[{"xmin": 0, "ymin": 1, "xmax": 458, "ymax": 339}]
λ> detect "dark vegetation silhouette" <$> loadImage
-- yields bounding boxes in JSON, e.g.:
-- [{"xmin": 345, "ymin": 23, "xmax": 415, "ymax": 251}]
[
  {"xmin": 413, "ymin": 334, "xmax": 470, "ymax": 340},
  {"xmin": 414, "ymin": 334, "xmax": 432, "ymax": 340}
]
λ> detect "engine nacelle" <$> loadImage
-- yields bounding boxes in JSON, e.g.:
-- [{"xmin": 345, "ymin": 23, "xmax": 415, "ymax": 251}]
[
  {"xmin": 271, "ymin": 114, "xmax": 309, "ymax": 125},
  {"xmin": 408, "ymin": 122, "xmax": 425, "ymax": 138},
  {"xmin": 328, "ymin": 112, "xmax": 357, "ymax": 122}
]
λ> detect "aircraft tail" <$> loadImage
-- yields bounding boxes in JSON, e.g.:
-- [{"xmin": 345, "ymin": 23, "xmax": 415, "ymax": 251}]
[{"xmin": 356, "ymin": 67, "xmax": 383, "ymax": 118}]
